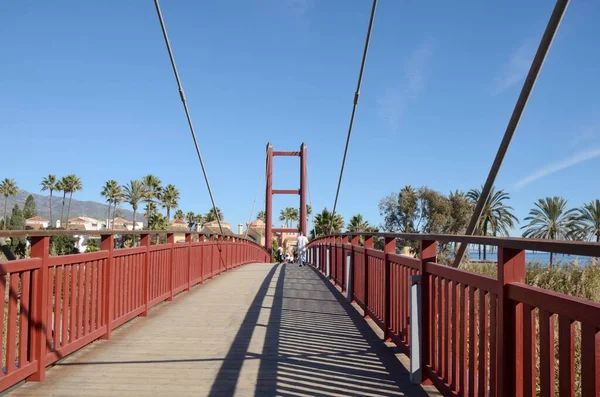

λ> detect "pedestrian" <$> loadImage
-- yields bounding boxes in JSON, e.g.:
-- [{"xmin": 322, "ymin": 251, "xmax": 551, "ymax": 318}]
[
  {"xmin": 276, "ymin": 246, "xmax": 284, "ymax": 263},
  {"xmin": 297, "ymin": 232, "xmax": 308, "ymax": 267}
]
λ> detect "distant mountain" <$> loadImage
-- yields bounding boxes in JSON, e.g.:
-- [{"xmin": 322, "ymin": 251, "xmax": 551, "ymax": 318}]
[{"xmin": 2, "ymin": 190, "xmax": 138, "ymax": 224}]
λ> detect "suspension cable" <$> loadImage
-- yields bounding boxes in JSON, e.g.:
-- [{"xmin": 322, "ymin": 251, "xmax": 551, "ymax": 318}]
[
  {"xmin": 153, "ymin": 0, "xmax": 224, "ymax": 235},
  {"xmin": 452, "ymin": 0, "xmax": 570, "ymax": 267},
  {"xmin": 330, "ymin": 0, "xmax": 378, "ymax": 232}
]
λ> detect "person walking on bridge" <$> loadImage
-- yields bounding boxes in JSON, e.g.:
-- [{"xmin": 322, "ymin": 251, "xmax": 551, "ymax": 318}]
[{"xmin": 297, "ymin": 232, "xmax": 308, "ymax": 267}]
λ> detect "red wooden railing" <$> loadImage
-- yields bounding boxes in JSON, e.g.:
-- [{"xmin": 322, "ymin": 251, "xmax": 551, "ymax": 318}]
[
  {"xmin": 0, "ymin": 230, "xmax": 268, "ymax": 392},
  {"xmin": 308, "ymin": 233, "xmax": 600, "ymax": 397}
]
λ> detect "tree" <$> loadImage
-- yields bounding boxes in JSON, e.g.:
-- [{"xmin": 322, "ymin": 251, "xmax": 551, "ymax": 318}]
[
  {"xmin": 0, "ymin": 178, "xmax": 18, "ymax": 230},
  {"xmin": 312, "ymin": 208, "xmax": 344, "ymax": 238},
  {"xmin": 186, "ymin": 211, "xmax": 196, "ymax": 229},
  {"xmin": 279, "ymin": 207, "xmax": 299, "ymax": 228},
  {"xmin": 23, "ymin": 194, "xmax": 37, "ymax": 220},
  {"xmin": 256, "ymin": 210, "xmax": 266, "ymax": 222},
  {"xmin": 347, "ymin": 214, "xmax": 370, "ymax": 232},
  {"xmin": 144, "ymin": 202, "xmax": 158, "ymax": 220},
  {"xmin": 467, "ymin": 186, "xmax": 518, "ymax": 261},
  {"xmin": 205, "ymin": 207, "xmax": 223, "ymax": 223},
  {"xmin": 122, "ymin": 180, "xmax": 146, "ymax": 231},
  {"xmin": 40, "ymin": 174, "xmax": 57, "ymax": 226},
  {"xmin": 8, "ymin": 204, "xmax": 26, "ymax": 256},
  {"xmin": 573, "ymin": 199, "xmax": 600, "ymax": 242},
  {"xmin": 379, "ymin": 185, "xmax": 419, "ymax": 233},
  {"xmin": 174, "ymin": 209, "xmax": 184, "ymax": 221},
  {"xmin": 64, "ymin": 174, "xmax": 83, "ymax": 227},
  {"xmin": 160, "ymin": 184, "xmax": 179, "ymax": 220},
  {"xmin": 57, "ymin": 177, "xmax": 66, "ymax": 227},
  {"xmin": 101, "ymin": 180, "xmax": 122, "ymax": 229},
  {"xmin": 142, "ymin": 174, "xmax": 162, "ymax": 225},
  {"xmin": 522, "ymin": 197, "xmax": 578, "ymax": 266},
  {"xmin": 148, "ymin": 212, "xmax": 169, "ymax": 244}
]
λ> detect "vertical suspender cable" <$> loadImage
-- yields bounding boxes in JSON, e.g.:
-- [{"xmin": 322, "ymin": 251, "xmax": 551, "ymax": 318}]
[
  {"xmin": 330, "ymin": 0, "xmax": 378, "ymax": 233},
  {"xmin": 453, "ymin": 0, "xmax": 570, "ymax": 267},
  {"xmin": 153, "ymin": 0, "xmax": 224, "ymax": 235}
]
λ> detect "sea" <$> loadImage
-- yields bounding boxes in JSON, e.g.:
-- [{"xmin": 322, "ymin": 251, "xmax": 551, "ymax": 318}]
[{"xmin": 466, "ymin": 249, "xmax": 595, "ymax": 266}]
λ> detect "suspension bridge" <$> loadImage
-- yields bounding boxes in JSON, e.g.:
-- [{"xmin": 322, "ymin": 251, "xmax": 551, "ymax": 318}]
[{"xmin": 3, "ymin": 0, "xmax": 600, "ymax": 395}]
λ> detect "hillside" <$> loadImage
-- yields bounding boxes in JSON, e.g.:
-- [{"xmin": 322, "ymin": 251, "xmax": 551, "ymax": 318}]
[{"xmin": 2, "ymin": 190, "xmax": 138, "ymax": 224}]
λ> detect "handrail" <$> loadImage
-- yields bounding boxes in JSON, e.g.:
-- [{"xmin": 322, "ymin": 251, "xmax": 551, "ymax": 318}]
[
  {"xmin": 0, "ymin": 229, "xmax": 261, "ymax": 245},
  {"xmin": 313, "ymin": 232, "xmax": 600, "ymax": 257}
]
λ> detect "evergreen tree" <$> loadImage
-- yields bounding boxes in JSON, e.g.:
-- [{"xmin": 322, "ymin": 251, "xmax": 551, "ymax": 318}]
[
  {"xmin": 9, "ymin": 204, "xmax": 26, "ymax": 257},
  {"xmin": 23, "ymin": 194, "xmax": 37, "ymax": 219}
]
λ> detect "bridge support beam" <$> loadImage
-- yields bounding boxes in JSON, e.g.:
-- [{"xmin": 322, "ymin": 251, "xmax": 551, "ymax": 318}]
[{"xmin": 264, "ymin": 142, "xmax": 308, "ymax": 260}]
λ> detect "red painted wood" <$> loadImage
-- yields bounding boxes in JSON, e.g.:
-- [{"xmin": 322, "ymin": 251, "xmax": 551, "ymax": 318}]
[
  {"xmin": 420, "ymin": 239, "xmax": 436, "ymax": 378},
  {"xmin": 53, "ymin": 266, "xmax": 62, "ymax": 348},
  {"xmin": 581, "ymin": 324, "xmax": 600, "ymax": 397},
  {"xmin": 489, "ymin": 293, "xmax": 497, "ymax": 397},
  {"xmin": 558, "ymin": 316, "xmax": 575, "ymax": 397},
  {"xmin": 478, "ymin": 290, "xmax": 488, "ymax": 397},
  {"xmin": 28, "ymin": 235, "xmax": 49, "ymax": 382},
  {"xmin": 497, "ymin": 247, "xmax": 525, "ymax": 397},
  {"xmin": 468, "ymin": 286, "xmax": 475, "ymax": 397},
  {"xmin": 460, "ymin": 284, "xmax": 467, "ymax": 396},
  {"xmin": 19, "ymin": 271, "xmax": 31, "ymax": 367},
  {"xmin": 100, "ymin": 235, "xmax": 114, "ymax": 340},
  {"xmin": 91, "ymin": 262, "xmax": 98, "ymax": 332},
  {"xmin": 6, "ymin": 273, "xmax": 19, "ymax": 374},
  {"xmin": 451, "ymin": 281, "xmax": 458, "ymax": 391},
  {"xmin": 0, "ymin": 274, "xmax": 6, "ymax": 362},
  {"xmin": 539, "ymin": 309, "xmax": 556, "ymax": 397},
  {"xmin": 70, "ymin": 264, "xmax": 77, "ymax": 343}
]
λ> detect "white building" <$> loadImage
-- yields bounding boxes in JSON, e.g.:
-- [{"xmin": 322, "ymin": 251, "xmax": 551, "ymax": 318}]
[
  {"xmin": 26, "ymin": 216, "xmax": 49, "ymax": 230},
  {"xmin": 67, "ymin": 217, "xmax": 106, "ymax": 231},
  {"xmin": 106, "ymin": 217, "xmax": 144, "ymax": 231}
]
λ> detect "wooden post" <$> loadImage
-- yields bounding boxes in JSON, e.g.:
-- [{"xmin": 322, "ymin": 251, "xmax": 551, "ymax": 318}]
[
  {"xmin": 419, "ymin": 239, "xmax": 436, "ymax": 382},
  {"xmin": 28, "ymin": 236, "xmax": 49, "ymax": 382},
  {"xmin": 199, "ymin": 235, "xmax": 205, "ymax": 283},
  {"xmin": 186, "ymin": 233, "xmax": 192, "ymax": 291},
  {"xmin": 497, "ymin": 247, "xmax": 525, "ymax": 397},
  {"xmin": 100, "ymin": 234, "xmax": 114, "ymax": 340},
  {"xmin": 141, "ymin": 233, "xmax": 150, "ymax": 317},
  {"xmin": 167, "ymin": 233, "xmax": 174, "ymax": 301},
  {"xmin": 350, "ymin": 235, "xmax": 359, "ymax": 303},
  {"xmin": 341, "ymin": 236, "xmax": 349, "ymax": 291},
  {"xmin": 363, "ymin": 235, "xmax": 373, "ymax": 318},
  {"xmin": 383, "ymin": 237, "xmax": 395, "ymax": 341}
]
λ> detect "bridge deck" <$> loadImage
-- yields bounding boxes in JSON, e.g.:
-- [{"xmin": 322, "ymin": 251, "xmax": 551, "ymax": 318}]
[{"xmin": 8, "ymin": 263, "xmax": 436, "ymax": 396}]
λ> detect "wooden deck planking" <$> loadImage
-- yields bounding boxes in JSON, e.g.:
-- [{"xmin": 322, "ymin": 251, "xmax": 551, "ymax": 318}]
[{"xmin": 8, "ymin": 263, "xmax": 437, "ymax": 396}]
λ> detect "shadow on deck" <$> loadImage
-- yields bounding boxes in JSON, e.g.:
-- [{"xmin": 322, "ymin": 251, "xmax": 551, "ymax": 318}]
[{"xmin": 8, "ymin": 263, "xmax": 436, "ymax": 396}]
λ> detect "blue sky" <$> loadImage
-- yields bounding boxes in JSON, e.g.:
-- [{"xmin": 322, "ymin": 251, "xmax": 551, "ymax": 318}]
[{"xmin": 1, "ymin": 1, "xmax": 599, "ymax": 236}]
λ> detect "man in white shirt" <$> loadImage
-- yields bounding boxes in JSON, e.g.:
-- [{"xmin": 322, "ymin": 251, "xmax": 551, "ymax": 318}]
[{"xmin": 297, "ymin": 232, "xmax": 309, "ymax": 267}]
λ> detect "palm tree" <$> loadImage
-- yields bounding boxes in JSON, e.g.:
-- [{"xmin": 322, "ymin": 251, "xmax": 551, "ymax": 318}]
[
  {"xmin": 101, "ymin": 180, "xmax": 120, "ymax": 227},
  {"xmin": 64, "ymin": 174, "xmax": 83, "ymax": 227},
  {"xmin": 347, "ymin": 214, "xmax": 370, "ymax": 232},
  {"xmin": 573, "ymin": 199, "xmax": 600, "ymax": 242},
  {"xmin": 312, "ymin": 208, "xmax": 344, "ymax": 238},
  {"xmin": 142, "ymin": 174, "xmax": 162, "ymax": 225},
  {"xmin": 144, "ymin": 202, "xmax": 158, "ymax": 220},
  {"xmin": 186, "ymin": 211, "xmax": 196, "ymax": 230},
  {"xmin": 522, "ymin": 197, "xmax": 578, "ymax": 266},
  {"xmin": 279, "ymin": 207, "xmax": 299, "ymax": 228},
  {"xmin": 40, "ymin": 175, "xmax": 57, "ymax": 227},
  {"xmin": 467, "ymin": 186, "xmax": 518, "ymax": 261},
  {"xmin": 195, "ymin": 213, "xmax": 205, "ymax": 228},
  {"xmin": 256, "ymin": 210, "xmax": 266, "ymax": 222},
  {"xmin": 160, "ymin": 184, "xmax": 180, "ymax": 220},
  {"xmin": 122, "ymin": 180, "xmax": 147, "ymax": 231},
  {"xmin": 205, "ymin": 207, "xmax": 223, "ymax": 223},
  {"xmin": 174, "ymin": 209, "xmax": 184, "ymax": 220},
  {"xmin": 57, "ymin": 177, "xmax": 67, "ymax": 227},
  {"xmin": 0, "ymin": 178, "xmax": 18, "ymax": 230}
]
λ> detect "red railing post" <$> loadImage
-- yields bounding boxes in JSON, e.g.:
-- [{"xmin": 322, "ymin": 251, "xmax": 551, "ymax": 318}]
[
  {"xmin": 186, "ymin": 233, "xmax": 192, "ymax": 292},
  {"xmin": 199, "ymin": 235, "xmax": 205, "ymax": 283},
  {"xmin": 419, "ymin": 239, "xmax": 436, "ymax": 383},
  {"xmin": 167, "ymin": 233, "xmax": 174, "ymax": 301},
  {"xmin": 383, "ymin": 237, "xmax": 395, "ymax": 341},
  {"xmin": 28, "ymin": 235, "xmax": 49, "ymax": 382},
  {"xmin": 341, "ymin": 235, "xmax": 349, "ymax": 291},
  {"xmin": 350, "ymin": 235, "xmax": 359, "ymax": 302},
  {"xmin": 100, "ymin": 234, "xmax": 114, "ymax": 340},
  {"xmin": 363, "ymin": 235, "xmax": 373, "ymax": 318},
  {"xmin": 497, "ymin": 247, "xmax": 525, "ymax": 397},
  {"xmin": 141, "ymin": 233, "xmax": 150, "ymax": 317}
]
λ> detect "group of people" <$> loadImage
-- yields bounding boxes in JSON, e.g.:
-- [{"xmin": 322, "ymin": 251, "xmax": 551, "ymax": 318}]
[{"xmin": 276, "ymin": 232, "xmax": 309, "ymax": 267}]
